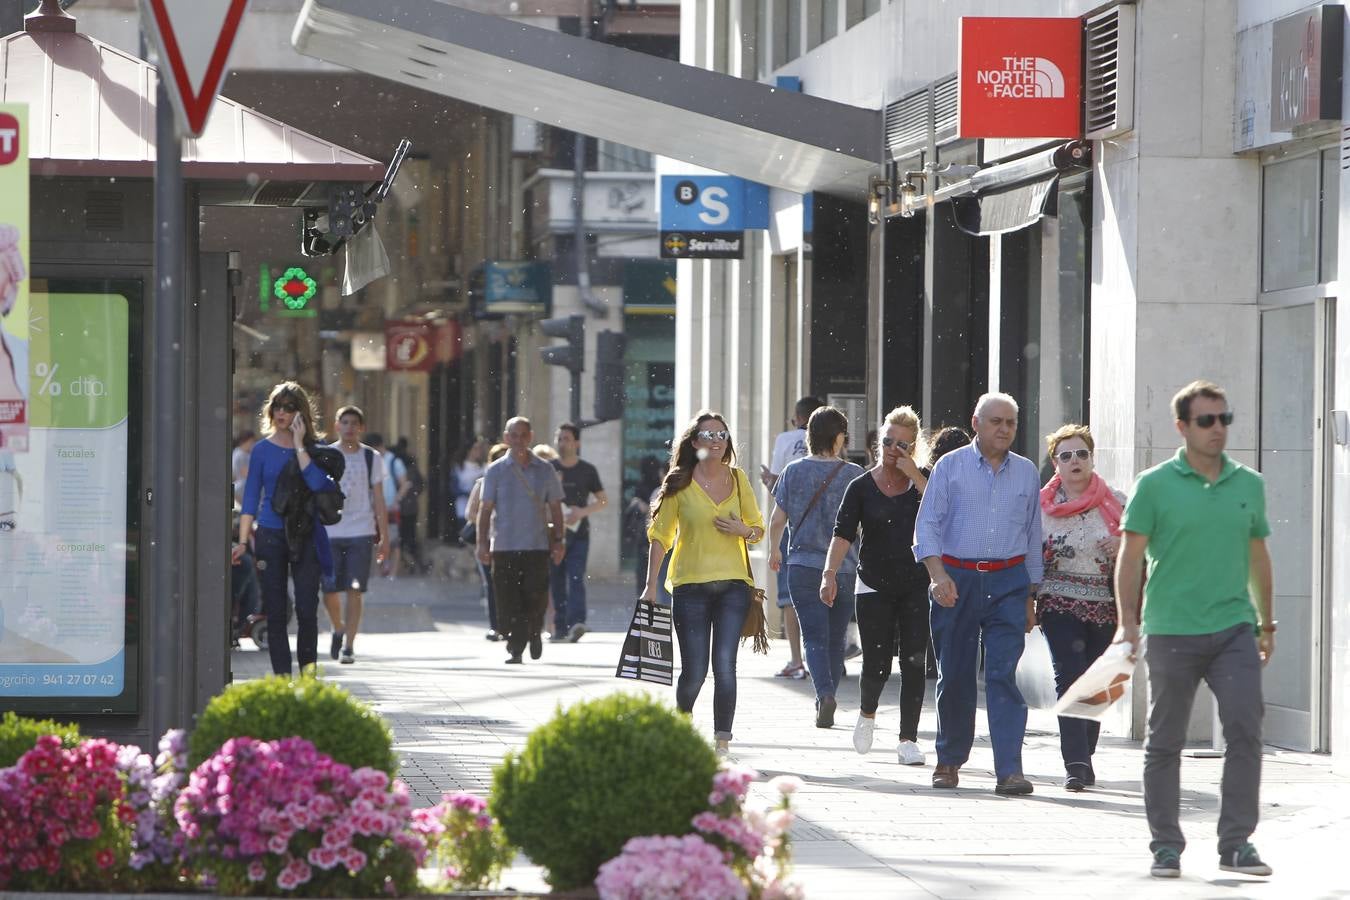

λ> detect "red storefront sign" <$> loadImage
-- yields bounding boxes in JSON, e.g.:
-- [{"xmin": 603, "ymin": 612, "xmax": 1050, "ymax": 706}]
[
  {"xmin": 385, "ymin": 320, "xmax": 435, "ymax": 372},
  {"xmin": 958, "ymin": 17, "xmax": 1082, "ymax": 139}
]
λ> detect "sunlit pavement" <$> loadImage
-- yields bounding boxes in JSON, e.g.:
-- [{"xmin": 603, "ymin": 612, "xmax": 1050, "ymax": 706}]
[{"xmin": 231, "ymin": 567, "xmax": 1350, "ymax": 899}]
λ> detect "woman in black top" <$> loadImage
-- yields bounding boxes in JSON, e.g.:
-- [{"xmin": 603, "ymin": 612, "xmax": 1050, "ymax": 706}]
[{"xmin": 821, "ymin": 406, "xmax": 931, "ymax": 765}]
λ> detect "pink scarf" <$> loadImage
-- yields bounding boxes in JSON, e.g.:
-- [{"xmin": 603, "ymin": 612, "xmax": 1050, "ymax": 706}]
[{"xmin": 1040, "ymin": 473, "xmax": 1122, "ymax": 536}]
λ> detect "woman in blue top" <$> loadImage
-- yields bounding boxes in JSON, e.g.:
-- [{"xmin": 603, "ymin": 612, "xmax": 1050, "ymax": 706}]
[
  {"xmin": 768, "ymin": 406, "xmax": 865, "ymax": 728},
  {"xmin": 232, "ymin": 382, "xmax": 337, "ymax": 675}
]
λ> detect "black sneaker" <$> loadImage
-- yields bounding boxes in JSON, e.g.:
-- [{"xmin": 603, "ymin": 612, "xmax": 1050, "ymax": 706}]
[
  {"xmin": 815, "ymin": 695, "xmax": 836, "ymax": 728},
  {"xmin": 529, "ymin": 633, "xmax": 543, "ymax": 660},
  {"xmin": 330, "ymin": 632, "xmax": 343, "ymax": 660},
  {"xmin": 505, "ymin": 654, "xmax": 524, "ymax": 665},
  {"xmin": 1218, "ymin": 843, "xmax": 1272, "ymax": 876},
  {"xmin": 1150, "ymin": 847, "xmax": 1181, "ymax": 879},
  {"xmin": 485, "ymin": 630, "xmax": 500, "ymax": 642},
  {"xmin": 340, "ymin": 648, "xmax": 354, "ymax": 665}
]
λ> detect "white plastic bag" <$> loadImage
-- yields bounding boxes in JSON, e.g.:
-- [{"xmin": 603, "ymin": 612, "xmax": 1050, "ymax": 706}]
[
  {"xmin": 1015, "ymin": 626, "xmax": 1059, "ymax": 710},
  {"xmin": 1053, "ymin": 641, "xmax": 1136, "ymax": 721}
]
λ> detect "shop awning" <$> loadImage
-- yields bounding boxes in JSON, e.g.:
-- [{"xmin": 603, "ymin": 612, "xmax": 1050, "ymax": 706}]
[
  {"xmin": 291, "ymin": 0, "xmax": 882, "ymax": 196},
  {"xmin": 952, "ymin": 177, "xmax": 1059, "ymax": 236}
]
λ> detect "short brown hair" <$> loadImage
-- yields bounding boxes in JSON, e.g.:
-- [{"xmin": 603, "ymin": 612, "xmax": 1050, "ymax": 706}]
[
  {"xmin": 806, "ymin": 406, "xmax": 849, "ymax": 455},
  {"xmin": 1171, "ymin": 380, "xmax": 1227, "ymax": 423},
  {"xmin": 1045, "ymin": 424, "xmax": 1094, "ymax": 458},
  {"xmin": 336, "ymin": 405, "xmax": 364, "ymax": 425}
]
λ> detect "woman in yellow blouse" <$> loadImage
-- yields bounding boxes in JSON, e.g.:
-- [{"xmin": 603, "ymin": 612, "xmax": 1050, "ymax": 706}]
[{"xmin": 643, "ymin": 411, "xmax": 765, "ymax": 754}]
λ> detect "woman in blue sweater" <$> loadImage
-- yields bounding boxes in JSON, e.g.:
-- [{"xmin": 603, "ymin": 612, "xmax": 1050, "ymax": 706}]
[{"xmin": 232, "ymin": 382, "xmax": 337, "ymax": 675}]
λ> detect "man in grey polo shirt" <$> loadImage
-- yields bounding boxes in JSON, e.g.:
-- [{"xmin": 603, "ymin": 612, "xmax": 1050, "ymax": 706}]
[{"xmin": 476, "ymin": 417, "xmax": 566, "ymax": 664}]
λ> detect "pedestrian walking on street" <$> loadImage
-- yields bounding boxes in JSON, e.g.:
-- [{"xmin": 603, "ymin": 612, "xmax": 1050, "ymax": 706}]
[
  {"xmin": 913, "ymin": 393, "xmax": 1042, "ymax": 796},
  {"xmin": 767, "ymin": 406, "xmax": 864, "ymax": 729},
  {"xmin": 368, "ymin": 434, "xmax": 406, "ymax": 578},
  {"xmin": 475, "ymin": 417, "xmax": 566, "ymax": 665},
  {"xmin": 643, "ymin": 411, "xmax": 765, "ymax": 755},
  {"xmin": 1036, "ymin": 424, "xmax": 1125, "ymax": 791},
  {"xmin": 760, "ymin": 396, "xmax": 821, "ymax": 680},
  {"xmin": 233, "ymin": 382, "xmax": 340, "ymax": 676},
  {"xmin": 550, "ymin": 423, "xmax": 607, "ymax": 643},
  {"xmin": 1114, "ymin": 380, "xmax": 1276, "ymax": 880},
  {"xmin": 821, "ymin": 406, "xmax": 930, "ymax": 764},
  {"xmin": 320, "ymin": 406, "xmax": 390, "ymax": 666},
  {"xmin": 464, "ymin": 442, "xmax": 508, "ymax": 641},
  {"xmin": 393, "ymin": 437, "xmax": 426, "ymax": 574},
  {"xmin": 231, "ymin": 429, "xmax": 256, "ymax": 505}
]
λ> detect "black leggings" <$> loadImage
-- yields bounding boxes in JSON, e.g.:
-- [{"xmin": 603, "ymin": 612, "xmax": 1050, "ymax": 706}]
[{"xmin": 856, "ymin": 584, "xmax": 930, "ymax": 741}]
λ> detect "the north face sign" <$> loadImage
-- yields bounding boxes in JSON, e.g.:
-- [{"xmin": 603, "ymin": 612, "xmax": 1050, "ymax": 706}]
[{"xmin": 959, "ymin": 17, "xmax": 1082, "ymax": 139}]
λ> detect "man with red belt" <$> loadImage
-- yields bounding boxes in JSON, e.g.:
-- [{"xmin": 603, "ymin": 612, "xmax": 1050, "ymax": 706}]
[{"xmin": 913, "ymin": 393, "xmax": 1042, "ymax": 796}]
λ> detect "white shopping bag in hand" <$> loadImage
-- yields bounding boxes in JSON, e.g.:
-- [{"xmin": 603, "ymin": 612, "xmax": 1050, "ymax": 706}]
[
  {"xmin": 1053, "ymin": 642, "xmax": 1135, "ymax": 721},
  {"xmin": 1015, "ymin": 626, "xmax": 1059, "ymax": 710}
]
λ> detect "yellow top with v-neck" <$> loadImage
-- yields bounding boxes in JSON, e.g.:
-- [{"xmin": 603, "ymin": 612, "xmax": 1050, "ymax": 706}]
[{"xmin": 647, "ymin": 467, "xmax": 765, "ymax": 591}]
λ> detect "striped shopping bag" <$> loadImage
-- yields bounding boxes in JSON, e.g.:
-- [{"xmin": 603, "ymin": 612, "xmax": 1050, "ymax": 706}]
[{"xmin": 615, "ymin": 599, "xmax": 674, "ymax": 686}]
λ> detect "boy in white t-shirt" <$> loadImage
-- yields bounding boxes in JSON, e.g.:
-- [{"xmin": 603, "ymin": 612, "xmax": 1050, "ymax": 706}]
[{"xmin": 322, "ymin": 406, "xmax": 389, "ymax": 664}]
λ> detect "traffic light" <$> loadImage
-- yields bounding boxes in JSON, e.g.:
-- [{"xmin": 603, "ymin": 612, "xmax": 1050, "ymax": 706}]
[
  {"xmin": 593, "ymin": 330, "xmax": 627, "ymax": 422},
  {"xmin": 538, "ymin": 315, "xmax": 584, "ymax": 373}
]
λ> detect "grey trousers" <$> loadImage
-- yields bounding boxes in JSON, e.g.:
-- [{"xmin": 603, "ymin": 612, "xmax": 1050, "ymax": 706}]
[{"xmin": 1143, "ymin": 622, "xmax": 1264, "ymax": 855}]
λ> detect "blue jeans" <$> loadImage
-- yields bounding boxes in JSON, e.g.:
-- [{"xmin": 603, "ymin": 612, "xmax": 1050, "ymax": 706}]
[
  {"xmin": 774, "ymin": 531, "xmax": 793, "ymax": 608},
  {"xmin": 929, "ymin": 563, "xmax": 1030, "ymax": 779},
  {"xmin": 788, "ymin": 565, "xmax": 856, "ymax": 701},
  {"xmin": 254, "ymin": 526, "xmax": 322, "ymax": 676},
  {"xmin": 550, "ymin": 533, "xmax": 590, "ymax": 631},
  {"xmin": 671, "ymin": 580, "xmax": 750, "ymax": 740},
  {"xmin": 1040, "ymin": 609, "xmax": 1115, "ymax": 772}
]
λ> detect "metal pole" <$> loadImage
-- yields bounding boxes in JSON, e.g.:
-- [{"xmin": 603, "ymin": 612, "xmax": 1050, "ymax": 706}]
[
  {"xmin": 150, "ymin": 70, "xmax": 185, "ymax": 735},
  {"xmin": 570, "ymin": 369, "xmax": 582, "ymax": 424}
]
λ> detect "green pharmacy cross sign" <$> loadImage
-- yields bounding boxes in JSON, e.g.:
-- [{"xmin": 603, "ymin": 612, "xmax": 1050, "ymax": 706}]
[{"xmin": 274, "ymin": 267, "xmax": 317, "ymax": 309}]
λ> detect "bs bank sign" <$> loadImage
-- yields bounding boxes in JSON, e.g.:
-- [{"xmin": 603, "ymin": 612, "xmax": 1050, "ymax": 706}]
[
  {"xmin": 659, "ymin": 175, "xmax": 769, "ymax": 260},
  {"xmin": 958, "ymin": 17, "xmax": 1082, "ymax": 139}
]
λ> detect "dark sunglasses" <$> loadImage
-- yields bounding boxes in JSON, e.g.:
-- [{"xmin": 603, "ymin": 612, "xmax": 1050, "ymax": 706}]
[
  {"xmin": 1054, "ymin": 448, "xmax": 1092, "ymax": 463},
  {"xmin": 880, "ymin": 437, "xmax": 911, "ymax": 451},
  {"xmin": 696, "ymin": 429, "xmax": 730, "ymax": 442},
  {"xmin": 271, "ymin": 400, "xmax": 301, "ymax": 414},
  {"xmin": 1189, "ymin": 412, "xmax": 1234, "ymax": 429}
]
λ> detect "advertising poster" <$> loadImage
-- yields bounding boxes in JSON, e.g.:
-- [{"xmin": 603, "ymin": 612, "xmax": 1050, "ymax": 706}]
[{"xmin": 1, "ymin": 103, "xmax": 29, "ymax": 457}]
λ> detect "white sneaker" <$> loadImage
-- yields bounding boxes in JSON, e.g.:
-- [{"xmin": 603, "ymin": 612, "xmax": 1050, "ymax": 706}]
[
  {"xmin": 897, "ymin": 740, "xmax": 925, "ymax": 766},
  {"xmin": 715, "ymin": 739, "xmax": 731, "ymax": 758},
  {"xmin": 853, "ymin": 715, "xmax": 875, "ymax": 754}
]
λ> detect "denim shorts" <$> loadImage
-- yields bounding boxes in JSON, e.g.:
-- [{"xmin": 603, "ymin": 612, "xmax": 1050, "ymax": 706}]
[{"xmin": 323, "ymin": 536, "xmax": 375, "ymax": 593}]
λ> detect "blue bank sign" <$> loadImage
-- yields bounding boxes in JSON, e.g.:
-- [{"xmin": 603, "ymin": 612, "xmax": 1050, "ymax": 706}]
[{"xmin": 659, "ymin": 175, "xmax": 769, "ymax": 259}]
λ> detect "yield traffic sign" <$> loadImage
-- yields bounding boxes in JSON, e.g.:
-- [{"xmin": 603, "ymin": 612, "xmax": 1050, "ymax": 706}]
[{"xmin": 139, "ymin": 0, "xmax": 249, "ymax": 137}]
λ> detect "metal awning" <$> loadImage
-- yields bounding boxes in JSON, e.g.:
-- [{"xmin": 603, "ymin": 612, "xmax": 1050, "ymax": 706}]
[
  {"xmin": 952, "ymin": 178, "xmax": 1059, "ymax": 236},
  {"xmin": 0, "ymin": 26, "xmax": 385, "ymax": 189},
  {"xmin": 291, "ymin": 0, "xmax": 882, "ymax": 196}
]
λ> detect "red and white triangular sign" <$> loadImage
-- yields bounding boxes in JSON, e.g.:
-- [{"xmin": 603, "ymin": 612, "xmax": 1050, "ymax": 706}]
[{"xmin": 140, "ymin": 0, "xmax": 249, "ymax": 137}]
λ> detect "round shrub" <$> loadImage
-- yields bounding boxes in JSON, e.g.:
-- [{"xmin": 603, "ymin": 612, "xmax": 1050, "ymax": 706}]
[
  {"xmin": 0, "ymin": 711, "xmax": 80, "ymax": 768},
  {"xmin": 491, "ymin": 693, "xmax": 718, "ymax": 891},
  {"xmin": 189, "ymin": 675, "xmax": 396, "ymax": 776}
]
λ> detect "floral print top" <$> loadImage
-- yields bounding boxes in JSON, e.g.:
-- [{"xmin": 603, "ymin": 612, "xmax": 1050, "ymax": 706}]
[{"xmin": 1037, "ymin": 486, "xmax": 1127, "ymax": 626}]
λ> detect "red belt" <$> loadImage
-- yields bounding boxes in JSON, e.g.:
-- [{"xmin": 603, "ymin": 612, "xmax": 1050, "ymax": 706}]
[{"xmin": 941, "ymin": 555, "xmax": 1025, "ymax": 573}]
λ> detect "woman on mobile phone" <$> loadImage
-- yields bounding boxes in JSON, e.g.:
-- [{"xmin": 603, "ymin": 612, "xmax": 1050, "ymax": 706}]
[
  {"xmin": 643, "ymin": 411, "xmax": 764, "ymax": 756},
  {"xmin": 233, "ymin": 382, "xmax": 338, "ymax": 675}
]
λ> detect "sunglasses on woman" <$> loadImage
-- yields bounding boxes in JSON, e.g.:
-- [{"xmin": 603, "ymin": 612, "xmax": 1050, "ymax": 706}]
[
  {"xmin": 272, "ymin": 400, "xmax": 301, "ymax": 414},
  {"xmin": 1189, "ymin": 412, "xmax": 1234, "ymax": 429},
  {"xmin": 880, "ymin": 437, "xmax": 911, "ymax": 451},
  {"xmin": 696, "ymin": 429, "xmax": 730, "ymax": 442},
  {"xmin": 1054, "ymin": 448, "xmax": 1091, "ymax": 463}
]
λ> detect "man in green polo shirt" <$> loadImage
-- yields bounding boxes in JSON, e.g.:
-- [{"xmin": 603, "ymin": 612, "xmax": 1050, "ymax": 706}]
[{"xmin": 1115, "ymin": 380, "xmax": 1275, "ymax": 881}]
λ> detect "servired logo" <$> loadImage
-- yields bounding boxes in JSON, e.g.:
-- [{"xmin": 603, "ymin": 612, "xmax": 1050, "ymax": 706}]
[
  {"xmin": 0, "ymin": 113, "xmax": 20, "ymax": 165},
  {"xmin": 959, "ymin": 17, "xmax": 1082, "ymax": 139}
]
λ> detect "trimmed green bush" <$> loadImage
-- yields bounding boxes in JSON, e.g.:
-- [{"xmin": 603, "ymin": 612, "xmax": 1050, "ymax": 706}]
[
  {"xmin": 188, "ymin": 674, "xmax": 396, "ymax": 775},
  {"xmin": 0, "ymin": 710, "xmax": 80, "ymax": 768},
  {"xmin": 491, "ymin": 693, "xmax": 719, "ymax": 891}
]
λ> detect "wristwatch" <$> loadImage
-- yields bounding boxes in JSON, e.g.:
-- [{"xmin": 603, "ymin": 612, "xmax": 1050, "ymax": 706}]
[{"xmin": 1260, "ymin": 621, "xmax": 1278, "ymax": 633}]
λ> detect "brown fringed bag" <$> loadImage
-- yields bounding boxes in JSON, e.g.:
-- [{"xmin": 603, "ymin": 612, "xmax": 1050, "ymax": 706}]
[{"xmin": 733, "ymin": 473, "xmax": 770, "ymax": 654}]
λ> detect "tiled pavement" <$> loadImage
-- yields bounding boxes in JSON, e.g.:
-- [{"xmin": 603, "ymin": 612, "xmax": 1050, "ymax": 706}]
[{"xmin": 230, "ymin": 564, "xmax": 1350, "ymax": 899}]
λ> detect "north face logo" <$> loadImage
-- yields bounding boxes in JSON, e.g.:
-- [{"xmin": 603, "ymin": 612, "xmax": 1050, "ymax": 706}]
[{"xmin": 975, "ymin": 56, "xmax": 1066, "ymax": 99}]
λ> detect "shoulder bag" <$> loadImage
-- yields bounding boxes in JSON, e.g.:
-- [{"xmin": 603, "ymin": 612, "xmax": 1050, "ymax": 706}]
[{"xmin": 732, "ymin": 472, "xmax": 770, "ymax": 654}]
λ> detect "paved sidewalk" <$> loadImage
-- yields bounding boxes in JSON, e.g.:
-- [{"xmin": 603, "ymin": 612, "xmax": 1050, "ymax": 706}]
[{"xmin": 231, "ymin": 571, "xmax": 1350, "ymax": 899}]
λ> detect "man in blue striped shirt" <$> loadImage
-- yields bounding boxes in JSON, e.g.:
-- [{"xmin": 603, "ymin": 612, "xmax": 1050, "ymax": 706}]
[{"xmin": 913, "ymin": 393, "xmax": 1042, "ymax": 796}]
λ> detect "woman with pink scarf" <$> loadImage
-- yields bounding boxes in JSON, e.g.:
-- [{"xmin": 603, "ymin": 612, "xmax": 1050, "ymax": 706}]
[{"xmin": 1037, "ymin": 424, "xmax": 1125, "ymax": 793}]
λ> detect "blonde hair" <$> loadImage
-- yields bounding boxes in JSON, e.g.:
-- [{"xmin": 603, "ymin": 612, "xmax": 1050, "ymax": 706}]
[
  {"xmin": 487, "ymin": 443, "xmax": 509, "ymax": 463},
  {"xmin": 1045, "ymin": 424, "xmax": 1095, "ymax": 458},
  {"xmin": 879, "ymin": 406, "xmax": 930, "ymax": 469},
  {"xmin": 533, "ymin": 443, "xmax": 559, "ymax": 461}
]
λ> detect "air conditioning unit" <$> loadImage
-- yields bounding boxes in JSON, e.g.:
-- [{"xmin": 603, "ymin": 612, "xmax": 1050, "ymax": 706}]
[{"xmin": 1084, "ymin": 4, "xmax": 1137, "ymax": 140}]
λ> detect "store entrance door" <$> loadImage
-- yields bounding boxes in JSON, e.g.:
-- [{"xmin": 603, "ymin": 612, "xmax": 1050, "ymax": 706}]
[{"xmin": 1258, "ymin": 300, "xmax": 1334, "ymax": 750}]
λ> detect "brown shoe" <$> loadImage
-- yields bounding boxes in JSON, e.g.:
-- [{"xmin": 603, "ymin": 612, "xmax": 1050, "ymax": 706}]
[
  {"xmin": 995, "ymin": 774, "xmax": 1034, "ymax": 796},
  {"xmin": 932, "ymin": 764, "xmax": 960, "ymax": 789}
]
